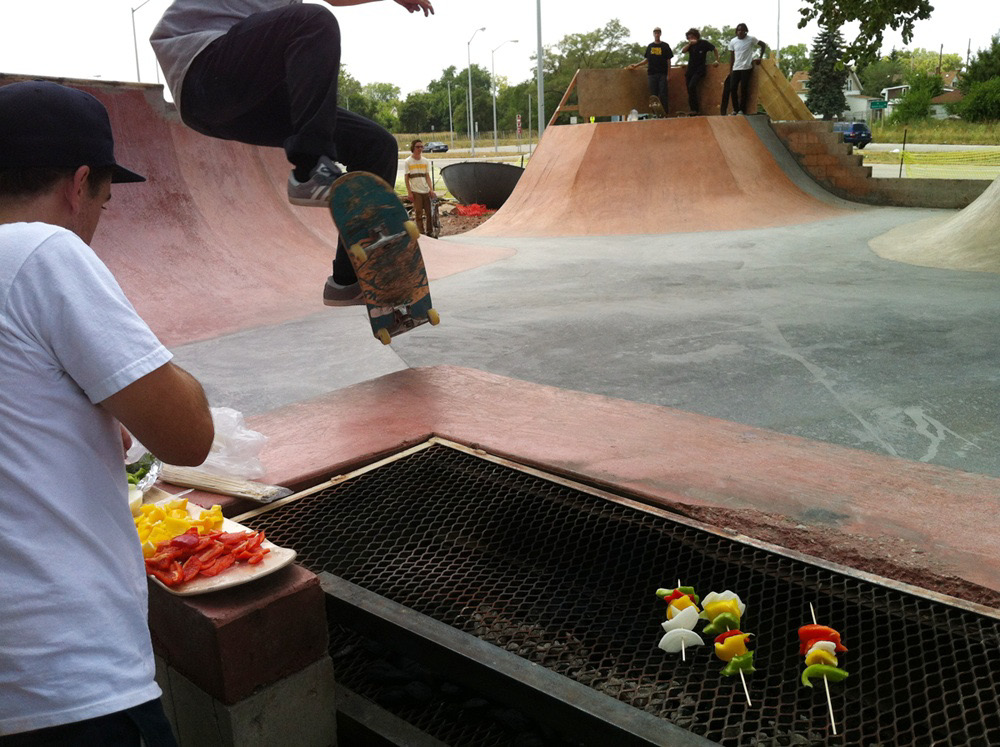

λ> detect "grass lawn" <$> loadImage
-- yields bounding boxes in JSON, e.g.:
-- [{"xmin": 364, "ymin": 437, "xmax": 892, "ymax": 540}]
[{"xmin": 869, "ymin": 119, "xmax": 1000, "ymax": 145}]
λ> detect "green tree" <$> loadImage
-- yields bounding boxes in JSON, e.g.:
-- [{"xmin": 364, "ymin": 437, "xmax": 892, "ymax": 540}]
[
  {"xmin": 896, "ymin": 48, "xmax": 964, "ymax": 76},
  {"xmin": 857, "ymin": 53, "xmax": 904, "ymax": 97},
  {"xmin": 806, "ymin": 22, "xmax": 848, "ymax": 119},
  {"xmin": 362, "ymin": 82, "xmax": 401, "ymax": 131},
  {"xmin": 339, "ymin": 66, "xmax": 374, "ymax": 119},
  {"xmin": 797, "ymin": 0, "xmax": 934, "ymax": 65},
  {"xmin": 889, "ymin": 70, "xmax": 943, "ymax": 123},
  {"xmin": 952, "ymin": 77, "xmax": 1000, "ymax": 122},
  {"xmin": 539, "ymin": 19, "xmax": 643, "ymax": 123},
  {"xmin": 959, "ymin": 33, "xmax": 1000, "ymax": 94},
  {"xmin": 398, "ymin": 91, "xmax": 436, "ymax": 133},
  {"xmin": 777, "ymin": 43, "xmax": 810, "ymax": 79}
]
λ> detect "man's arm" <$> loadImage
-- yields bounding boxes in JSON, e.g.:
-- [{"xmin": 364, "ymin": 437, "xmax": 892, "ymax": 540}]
[
  {"xmin": 756, "ymin": 41, "xmax": 767, "ymax": 62},
  {"xmin": 323, "ymin": 0, "xmax": 434, "ymax": 16},
  {"xmin": 100, "ymin": 362, "xmax": 214, "ymax": 467},
  {"xmin": 627, "ymin": 58, "xmax": 649, "ymax": 71}
]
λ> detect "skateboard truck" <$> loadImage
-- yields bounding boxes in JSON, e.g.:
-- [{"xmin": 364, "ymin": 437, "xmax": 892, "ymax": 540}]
[{"xmin": 348, "ymin": 221, "xmax": 420, "ymax": 264}]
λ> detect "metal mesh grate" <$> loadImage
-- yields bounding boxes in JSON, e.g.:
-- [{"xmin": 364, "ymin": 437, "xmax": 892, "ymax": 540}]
[{"xmin": 239, "ymin": 444, "xmax": 1000, "ymax": 746}]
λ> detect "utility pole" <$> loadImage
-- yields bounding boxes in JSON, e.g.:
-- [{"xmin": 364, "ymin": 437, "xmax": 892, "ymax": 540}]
[
  {"xmin": 536, "ymin": 0, "xmax": 545, "ymax": 138},
  {"xmin": 467, "ymin": 26, "xmax": 486, "ymax": 156},
  {"xmin": 131, "ymin": 0, "xmax": 156, "ymax": 82},
  {"xmin": 492, "ymin": 40, "xmax": 518, "ymax": 152},
  {"xmin": 447, "ymin": 82, "xmax": 454, "ymax": 150}
]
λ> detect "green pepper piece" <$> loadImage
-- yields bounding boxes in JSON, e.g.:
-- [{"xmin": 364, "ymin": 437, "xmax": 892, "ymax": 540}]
[
  {"xmin": 801, "ymin": 664, "xmax": 849, "ymax": 688},
  {"xmin": 703, "ymin": 611, "xmax": 741, "ymax": 636},
  {"xmin": 127, "ymin": 473, "xmax": 139, "ymax": 485},
  {"xmin": 721, "ymin": 651, "xmax": 755, "ymax": 677},
  {"xmin": 676, "ymin": 585, "xmax": 701, "ymax": 605}
]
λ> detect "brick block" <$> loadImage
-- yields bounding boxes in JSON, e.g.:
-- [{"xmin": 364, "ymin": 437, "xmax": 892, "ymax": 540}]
[{"xmin": 149, "ymin": 564, "xmax": 328, "ymax": 704}]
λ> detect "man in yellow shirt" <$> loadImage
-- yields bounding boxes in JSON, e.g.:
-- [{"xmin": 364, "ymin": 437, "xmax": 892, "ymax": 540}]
[{"xmin": 404, "ymin": 139, "xmax": 437, "ymax": 235}]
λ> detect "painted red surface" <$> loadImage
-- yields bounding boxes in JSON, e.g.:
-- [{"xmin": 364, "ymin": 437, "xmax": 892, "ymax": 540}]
[
  {"xmin": 36, "ymin": 80, "xmax": 513, "ymax": 347},
  {"xmin": 248, "ymin": 367, "xmax": 1000, "ymax": 598}
]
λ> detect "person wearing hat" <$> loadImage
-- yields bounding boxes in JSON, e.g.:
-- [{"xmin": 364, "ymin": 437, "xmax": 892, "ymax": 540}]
[
  {"xmin": 0, "ymin": 80, "xmax": 214, "ymax": 744},
  {"xmin": 627, "ymin": 27, "xmax": 674, "ymax": 109},
  {"xmin": 150, "ymin": 0, "xmax": 434, "ymax": 308}
]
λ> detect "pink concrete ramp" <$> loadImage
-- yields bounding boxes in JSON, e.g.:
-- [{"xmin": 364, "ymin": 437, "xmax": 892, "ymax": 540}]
[
  {"xmin": 0, "ymin": 77, "xmax": 511, "ymax": 347},
  {"xmin": 471, "ymin": 117, "xmax": 848, "ymax": 238}
]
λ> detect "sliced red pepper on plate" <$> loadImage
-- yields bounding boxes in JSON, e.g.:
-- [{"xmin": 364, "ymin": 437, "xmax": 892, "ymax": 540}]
[{"xmin": 200, "ymin": 553, "xmax": 237, "ymax": 578}]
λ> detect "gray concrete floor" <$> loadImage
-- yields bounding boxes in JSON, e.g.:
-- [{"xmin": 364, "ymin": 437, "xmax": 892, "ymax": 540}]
[{"xmin": 173, "ymin": 205, "xmax": 1000, "ymax": 480}]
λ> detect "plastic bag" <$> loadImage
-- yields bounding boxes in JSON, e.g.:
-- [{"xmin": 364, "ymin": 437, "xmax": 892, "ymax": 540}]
[{"xmin": 198, "ymin": 407, "xmax": 268, "ymax": 479}]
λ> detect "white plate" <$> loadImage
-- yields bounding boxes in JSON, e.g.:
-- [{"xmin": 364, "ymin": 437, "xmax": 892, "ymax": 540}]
[{"xmin": 146, "ymin": 503, "xmax": 296, "ymax": 596}]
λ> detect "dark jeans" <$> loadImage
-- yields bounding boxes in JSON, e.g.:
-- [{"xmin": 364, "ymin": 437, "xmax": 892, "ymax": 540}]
[
  {"xmin": 0, "ymin": 699, "xmax": 176, "ymax": 747},
  {"xmin": 180, "ymin": 3, "xmax": 398, "ymax": 284},
  {"xmin": 647, "ymin": 72, "xmax": 668, "ymax": 104},
  {"xmin": 730, "ymin": 68, "xmax": 753, "ymax": 114},
  {"xmin": 685, "ymin": 70, "xmax": 705, "ymax": 113}
]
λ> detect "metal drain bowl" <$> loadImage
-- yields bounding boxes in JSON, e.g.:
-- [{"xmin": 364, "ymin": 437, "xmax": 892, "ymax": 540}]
[{"xmin": 237, "ymin": 439, "xmax": 1000, "ymax": 746}]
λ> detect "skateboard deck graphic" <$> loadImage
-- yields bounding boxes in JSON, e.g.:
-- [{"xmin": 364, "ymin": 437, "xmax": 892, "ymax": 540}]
[
  {"xmin": 329, "ymin": 172, "xmax": 439, "ymax": 345},
  {"xmin": 648, "ymin": 95, "xmax": 667, "ymax": 118}
]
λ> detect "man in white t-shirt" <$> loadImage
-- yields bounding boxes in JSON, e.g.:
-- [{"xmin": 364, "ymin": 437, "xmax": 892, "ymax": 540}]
[
  {"xmin": 404, "ymin": 140, "xmax": 437, "ymax": 235},
  {"xmin": 150, "ymin": 0, "xmax": 433, "ymax": 308},
  {"xmin": 726, "ymin": 23, "xmax": 768, "ymax": 115},
  {"xmin": 0, "ymin": 81, "xmax": 214, "ymax": 745}
]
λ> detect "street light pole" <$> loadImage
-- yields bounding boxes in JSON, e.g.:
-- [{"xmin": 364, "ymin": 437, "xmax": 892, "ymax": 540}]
[
  {"xmin": 131, "ymin": 0, "xmax": 156, "ymax": 83},
  {"xmin": 535, "ymin": 0, "xmax": 545, "ymax": 138},
  {"xmin": 447, "ymin": 81, "xmax": 454, "ymax": 151},
  {"xmin": 492, "ymin": 39, "xmax": 518, "ymax": 152},
  {"xmin": 467, "ymin": 26, "xmax": 486, "ymax": 157}
]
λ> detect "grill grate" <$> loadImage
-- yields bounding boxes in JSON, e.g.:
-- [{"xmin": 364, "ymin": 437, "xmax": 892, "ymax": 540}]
[{"xmin": 239, "ymin": 443, "xmax": 1000, "ymax": 746}]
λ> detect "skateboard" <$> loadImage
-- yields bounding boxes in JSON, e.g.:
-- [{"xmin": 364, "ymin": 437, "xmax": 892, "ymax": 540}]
[
  {"xmin": 329, "ymin": 172, "xmax": 439, "ymax": 345},
  {"xmin": 648, "ymin": 95, "xmax": 667, "ymax": 118},
  {"xmin": 405, "ymin": 195, "xmax": 441, "ymax": 239}
]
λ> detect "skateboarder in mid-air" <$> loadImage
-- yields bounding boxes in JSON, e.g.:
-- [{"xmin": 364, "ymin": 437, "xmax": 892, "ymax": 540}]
[{"xmin": 151, "ymin": 0, "xmax": 434, "ymax": 307}]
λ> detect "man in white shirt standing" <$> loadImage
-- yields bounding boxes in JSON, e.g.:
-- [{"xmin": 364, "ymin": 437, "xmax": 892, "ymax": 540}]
[
  {"xmin": 150, "ymin": 0, "xmax": 434, "ymax": 307},
  {"xmin": 0, "ymin": 80, "xmax": 214, "ymax": 745},
  {"xmin": 404, "ymin": 139, "xmax": 437, "ymax": 236},
  {"xmin": 726, "ymin": 23, "xmax": 768, "ymax": 115}
]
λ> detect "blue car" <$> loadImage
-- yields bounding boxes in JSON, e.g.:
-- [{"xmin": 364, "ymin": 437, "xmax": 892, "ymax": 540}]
[{"xmin": 832, "ymin": 121, "xmax": 872, "ymax": 149}]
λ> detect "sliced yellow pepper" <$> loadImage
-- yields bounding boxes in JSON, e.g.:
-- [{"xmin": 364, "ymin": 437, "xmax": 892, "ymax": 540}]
[
  {"xmin": 666, "ymin": 594, "xmax": 696, "ymax": 619},
  {"xmin": 703, "ymin": 599, "xmax": 742, "ymax": 621},
  {"xmin": 714, "ymin": 633, "xmax": 751, "ymax": 661},
  {"xmin": 805, "ymin": 648, "xmax": 838, "ymax": 667}
]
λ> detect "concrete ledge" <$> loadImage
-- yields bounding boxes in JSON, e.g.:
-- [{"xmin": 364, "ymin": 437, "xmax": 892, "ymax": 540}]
[
  {"xmin": 157, "ymin": 655, "xmax": 337, "ymax": 746},
  {"xmin": 149, "ymin": 564, "xmax": 328, "ymax": 704}
]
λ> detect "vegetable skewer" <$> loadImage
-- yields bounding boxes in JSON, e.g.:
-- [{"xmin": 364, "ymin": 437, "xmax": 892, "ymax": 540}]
[{"xmin": 801, "ymin": 603, "xmax": 850, "ymax": 736}]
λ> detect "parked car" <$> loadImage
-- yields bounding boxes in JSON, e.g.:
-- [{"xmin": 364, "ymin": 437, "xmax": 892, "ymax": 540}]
[
  {"xmin": 832, "ymin": 121, "xmax": 872, "ymax": 149},
  {"xmin": 424, "ymin": 141, "xmax": 449, "ymax": 152}
]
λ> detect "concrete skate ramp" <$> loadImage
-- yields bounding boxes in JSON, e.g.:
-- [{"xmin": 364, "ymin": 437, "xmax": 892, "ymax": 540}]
[
  {"xmin": 869, "ymin": 176, "xmax": 1000, "ymax": 273},
  {"xmin": 470, "ymin": 116, "xmax": 849, "ymax": 238},
  {"xmin": 0, "ymin": 77, "xmax": 512, "ymax": 347}
]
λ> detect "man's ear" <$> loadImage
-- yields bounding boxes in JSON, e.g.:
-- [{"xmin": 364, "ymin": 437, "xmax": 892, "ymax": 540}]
[{"xmin": 64, "ymin": 165, "xmax": 91, "ymax": 215}]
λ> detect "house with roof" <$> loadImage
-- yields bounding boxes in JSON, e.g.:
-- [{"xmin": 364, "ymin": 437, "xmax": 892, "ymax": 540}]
[{"xmin": 789, "ymin": 68, "xmax": 878, "ymax": 120}]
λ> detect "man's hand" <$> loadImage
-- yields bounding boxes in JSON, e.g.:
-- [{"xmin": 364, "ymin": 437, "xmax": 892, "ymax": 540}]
[{"xmin": 394, "ymin": 0, "xmax": 433, "ymax": 15}]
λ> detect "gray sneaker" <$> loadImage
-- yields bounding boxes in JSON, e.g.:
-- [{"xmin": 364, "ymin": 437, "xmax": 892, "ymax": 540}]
[
  {"xmin": 323, "ymin": 276, "xmax": 363, "ymax": 306},
  {"xmin": 288, "ymin": 156, "xmax": 344, "ymax": 207}
]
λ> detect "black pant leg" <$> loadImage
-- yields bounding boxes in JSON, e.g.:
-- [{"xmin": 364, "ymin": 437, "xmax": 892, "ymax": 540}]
[
  {"xmin": 179, "ymin": 4, "xmax": 342, "ymax": 170},
  {"xmin": 685, "ymin": 71, "xmax": 704, "ymax": 112}
]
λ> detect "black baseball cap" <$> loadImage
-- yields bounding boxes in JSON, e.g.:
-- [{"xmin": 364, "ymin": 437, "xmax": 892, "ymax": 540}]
[{"xmin": 0, "ymin": 80, "xmax": 145, "ymax": 183}]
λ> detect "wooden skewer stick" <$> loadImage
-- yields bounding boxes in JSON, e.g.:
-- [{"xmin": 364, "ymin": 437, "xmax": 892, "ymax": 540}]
[
  {"xmin": 739, "ymin": 670, "xmax": 752, "ymax": 706},
  {"xmin": 677, "ymin": 580, "xmax": 686, "ymax": 661},
  {"xmin": 810, "ymin": 602, "xmax": 838, "ymax": 736}
]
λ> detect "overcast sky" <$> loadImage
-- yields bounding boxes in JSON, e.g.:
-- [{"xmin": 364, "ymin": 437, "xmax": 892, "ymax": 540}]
[{"xmin": 1, "ymin": 0, "xmax": 996, "ymax": 100}]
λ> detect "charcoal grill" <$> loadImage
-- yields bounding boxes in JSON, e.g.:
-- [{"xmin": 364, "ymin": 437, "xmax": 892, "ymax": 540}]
[{"xmin": 236, "ymin": 439, "xmax": 1000, "ymax": 746}]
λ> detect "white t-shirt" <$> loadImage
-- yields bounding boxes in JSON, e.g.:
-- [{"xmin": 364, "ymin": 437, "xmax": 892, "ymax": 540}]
[
  {"xmin": 404, "ymin": 155, "xmax": 433, "ymax": 195},
  {"xmin": 0, "ymin": 223, "xmax": 172, "ymax": 735},
  {"xmin": 727, "ymin": 35, "xmax": 760, "ymax": 71},
  {"xmin": 151, "ymin": 0, "xmax": 302, "ymax": 111}
]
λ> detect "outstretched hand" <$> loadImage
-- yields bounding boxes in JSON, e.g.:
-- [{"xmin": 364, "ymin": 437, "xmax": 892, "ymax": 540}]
[{"xmin": 394, "ymin": 0, "xmax": 434, "ymax": 15}]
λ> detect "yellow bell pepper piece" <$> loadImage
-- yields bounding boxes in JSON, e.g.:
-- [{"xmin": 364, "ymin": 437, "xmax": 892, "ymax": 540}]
[
  {"xmin": 805, "ymin": 648, "xmax": 838, "ymax": 667},
  {"xmin": 666, "ymin": 594, "xmax": 696, "ymax": 619},
  {"xmin": 703, "ymin": 599, "xmax": 742, "ymax": 621},
  {"xmin": 714, "ymin": 633, "xmax": 751, "ymax": 661}
]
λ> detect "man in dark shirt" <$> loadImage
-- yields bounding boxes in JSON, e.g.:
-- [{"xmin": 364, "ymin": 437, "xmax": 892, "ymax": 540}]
[
  {"xmin": 680, "ymin": 28, "xmax": 719, "ymax": 114},
  {"xmin": 628, "ymin": 27, "xmax": 673, "ymax": 108}
]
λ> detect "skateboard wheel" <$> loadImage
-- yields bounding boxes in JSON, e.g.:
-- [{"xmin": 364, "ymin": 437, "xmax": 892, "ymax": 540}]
[
  {"xmin": 349, "ymin": 243, "xmax": 367, "ymax": 263},
  {"xmin": 426, "ymin": 309, "xmax": 440, "ymax": 326},
  {"xmin": 404, "ymin": 220, "xmax": 420, "ymax": 242},
  {"xmin": 376, "ymin": 328, "xmax": 391, "ymax": 345}
]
